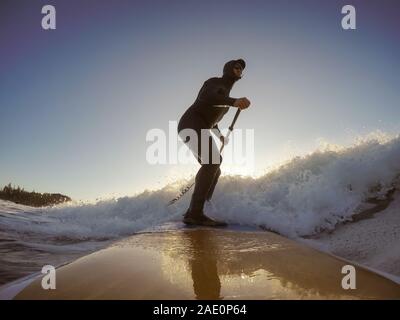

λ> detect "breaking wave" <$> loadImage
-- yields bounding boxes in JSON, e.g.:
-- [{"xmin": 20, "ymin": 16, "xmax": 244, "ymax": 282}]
[{"xmin": 1, "ymin": 133, "xmax": 400, "ymax": 240}]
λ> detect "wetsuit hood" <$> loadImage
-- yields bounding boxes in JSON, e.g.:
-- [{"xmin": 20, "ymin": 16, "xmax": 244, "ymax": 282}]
[{"xmin": 222, "ymin": 59, "xmax": 246, "ymax": 83}]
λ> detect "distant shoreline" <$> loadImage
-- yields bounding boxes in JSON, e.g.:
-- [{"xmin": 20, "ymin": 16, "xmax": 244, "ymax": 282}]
[{"xmin": 0, "ymin": 184, "xmax": 71, "ymax": 208}]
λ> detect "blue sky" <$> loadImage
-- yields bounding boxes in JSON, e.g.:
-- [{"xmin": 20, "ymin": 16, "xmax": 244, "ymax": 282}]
[{"xmin": 1, "ymin": 0, "xmax": 399, "ymax": 200}]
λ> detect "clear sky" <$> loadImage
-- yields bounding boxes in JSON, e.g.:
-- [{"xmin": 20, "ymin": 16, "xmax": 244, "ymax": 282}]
[{"xmin": 1, "ymin": 0, "xmax": 399, "ymax": 200}]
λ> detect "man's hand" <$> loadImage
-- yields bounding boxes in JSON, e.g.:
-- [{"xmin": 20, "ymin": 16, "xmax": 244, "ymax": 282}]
[
  {"xmin": 219, "ymin": 135, "xmax": 229, "ymax": 146},
  {"xmin": 234, "ymin": 97, "xmax": 251, "ymax": 110}
]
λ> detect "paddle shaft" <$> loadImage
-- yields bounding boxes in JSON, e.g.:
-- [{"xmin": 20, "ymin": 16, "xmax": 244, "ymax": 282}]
[{"xmin": 220, "ymin": 108, "xmax": 241, "ymax": 153}]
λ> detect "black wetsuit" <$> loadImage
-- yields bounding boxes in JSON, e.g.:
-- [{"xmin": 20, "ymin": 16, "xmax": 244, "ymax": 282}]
[{"xmin": 178, "ymin": 60, "xmax": 243, "ymax": 213}]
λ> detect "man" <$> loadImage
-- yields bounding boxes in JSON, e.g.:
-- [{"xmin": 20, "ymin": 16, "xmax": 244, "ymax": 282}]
[{"xmin": 178, "ymin": 59, "xmax": 251, "ymax": 226}]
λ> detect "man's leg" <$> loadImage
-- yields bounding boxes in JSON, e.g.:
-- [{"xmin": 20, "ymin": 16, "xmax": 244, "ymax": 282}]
[
  {"xmin": 189, "ymin": 163, "xmax": 221, "ymax": 213},
  {"xmin": 206, "ymin": 167, "xmax": 221, "ymax": 201},
  {"xmin": 184, "ymin": 130, "xmax": 226, "ymax": 226},
  {"xmin": 189, "ymin": 128, "xmax": 221, "ymax": 211}
]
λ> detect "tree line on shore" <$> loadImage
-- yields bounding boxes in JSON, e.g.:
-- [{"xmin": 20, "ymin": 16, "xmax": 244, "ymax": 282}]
[{"xmin": 0, "ymin": 183, "xmax": 71, "ymax": 207}]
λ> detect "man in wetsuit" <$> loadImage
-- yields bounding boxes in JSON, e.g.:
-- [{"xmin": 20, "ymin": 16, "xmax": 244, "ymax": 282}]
[{"xmin": 177, "ymin": 59, "xmax": 251, "ymax": 226}]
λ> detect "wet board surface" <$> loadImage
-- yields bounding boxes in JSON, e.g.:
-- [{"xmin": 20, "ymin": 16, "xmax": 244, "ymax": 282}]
[{"xmin": 15, "ymin": 228, "xmax": 400, "ymax": 300}]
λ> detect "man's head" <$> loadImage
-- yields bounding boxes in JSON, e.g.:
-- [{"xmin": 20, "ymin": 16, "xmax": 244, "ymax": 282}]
[{"xmin": 223, "ymin": 59, "xmax": 246, "ymax": 81}]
